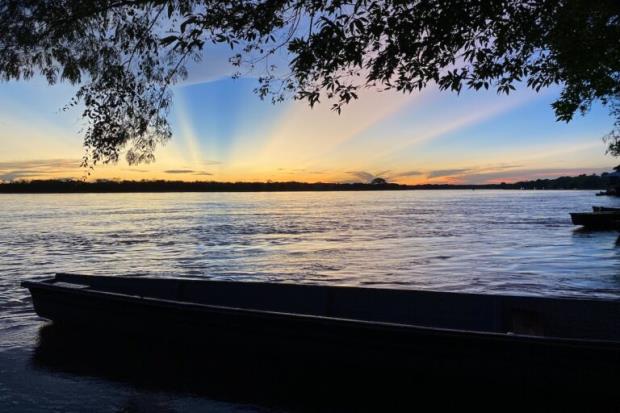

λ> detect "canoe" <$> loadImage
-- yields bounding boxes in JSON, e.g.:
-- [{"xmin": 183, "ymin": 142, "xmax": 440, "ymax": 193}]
[
  {"xmin": 570, "ymin": 211, "xmax": 620, "ymax": 228},
  {"xmin": 22, "ymin": 273, "xmax": 620, "ymax": 397},
  {"xmin": 596, "ymin": 190, "xmax": 618, "ymax": 196}
]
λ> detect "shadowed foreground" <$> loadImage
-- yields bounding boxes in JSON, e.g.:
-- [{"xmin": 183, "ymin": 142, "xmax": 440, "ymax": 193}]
[{"xmin": 32, "ymin": 322, "xmax": 619, "ymax": 412}]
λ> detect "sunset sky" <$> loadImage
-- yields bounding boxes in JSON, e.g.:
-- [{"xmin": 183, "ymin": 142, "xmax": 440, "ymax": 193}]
[{"xmin": 0, "ymin": 50, "xmax": 617, "ymax": 184}]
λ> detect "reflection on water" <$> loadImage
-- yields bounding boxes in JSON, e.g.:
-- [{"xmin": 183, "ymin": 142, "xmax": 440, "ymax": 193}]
[{"xmin": 1, "ymin": 190, "xmax": 620, "ymax": 411}]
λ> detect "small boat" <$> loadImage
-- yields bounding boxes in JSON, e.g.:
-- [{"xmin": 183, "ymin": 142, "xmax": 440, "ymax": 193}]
[
  {"xmin": 592, "ymin": 206, "xmax": 620, "ymax": 212},
  {"xmin": 22, "ymin": 273, "xmax": 620, "ymax": 395},
  {"xmin": 596, "ymin": 189, "xmax": 619, "ymax": 196},
  {"xmin": 570, "ymin": 211, "xmax": 620, "ymax": 228}
]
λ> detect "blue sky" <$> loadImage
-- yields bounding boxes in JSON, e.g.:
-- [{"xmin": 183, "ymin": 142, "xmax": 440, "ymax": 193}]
[{"xmin": 0, "ymin": 63, "xmax": 617, "ymax": 183}]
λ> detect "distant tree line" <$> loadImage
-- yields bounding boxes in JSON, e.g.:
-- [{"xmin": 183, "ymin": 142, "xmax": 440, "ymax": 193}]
[
  {"xmin": 507, "ymin": 173, "xmax": 619, "ymax": 190},
  {"xmin": 0, "ymin": 173, "xmax": 618, "ymax": 193},
  {"xmin": 1, "ymin": 179, "xmax": 406, "ymax": 193}
]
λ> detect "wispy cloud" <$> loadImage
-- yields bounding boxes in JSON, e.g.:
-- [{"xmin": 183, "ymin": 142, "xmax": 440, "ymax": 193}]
[
  {"xmin": 0, "ymin": 159, "xmax": 80, "ymax": 170},
  {"xmin": 347, "ymin": 169, "xmax": 424, "ymax": 182},
  {"xmin": 344, "ymin": 164, "xmax": 609, "ymax": 185},
  {"xmin": 164, "ymin": 169, "xmax": 214, "ymax": 176},
  {"xmin": 0, "ymin": 170, "xmax": 49, "ymax": 181},
  {"xmin": 164, "ymin": 169, "xmax": 195, "ymax": 174},
  {"xmin": 346, "ymin": 171, "xmax": 376, "ymax": 182},
  {"xmin": 458, "ymin": 167, "xmax": 611, "ymax": 184},
  {"xmin": 123, "ymin": 168, "xmax": 149, "ymax": 173},
  {"xmin": 427, "ymin": 168, "xmax": 470, "ymax": 179},
  {"xmin": 425, "ymin": 164, "xmax": 524, "ymax": 180},
  {"xmin": 0, "ymin": 159, "xmax": 81, "ymax": 182},
  {"xmin": 277, "ymin": 168, "xmax": 326, "ymax": 175},
  {"xmin": 389, "ymin": 170, "xmax": 424, "ymax": 179},
  {"xmin": 370, "ymin": 89, "xmax": 538, "ymax": 164}
]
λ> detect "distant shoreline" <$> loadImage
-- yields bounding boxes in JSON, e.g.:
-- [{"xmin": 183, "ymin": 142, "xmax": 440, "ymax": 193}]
[{"xmin": 0, "ymin": 174, "xmax": 614, "ymax": 193}]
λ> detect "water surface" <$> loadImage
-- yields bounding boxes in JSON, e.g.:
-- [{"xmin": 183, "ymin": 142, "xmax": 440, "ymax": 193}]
[{"xmin": 1, "ymin": 190, "xmax": 619, "ymax": 411}]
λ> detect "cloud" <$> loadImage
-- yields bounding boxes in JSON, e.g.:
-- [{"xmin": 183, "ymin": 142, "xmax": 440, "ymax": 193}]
[
  {"xmin": 0, "ymin": 159, "xmax": 81, "ymax": 182},
  {"xmin": 0, "ymin": 159, "xmax": 80, "ymax": 170},
  {"xmin": 277, "ymin": 168, "xmax": 326, "ymax": 175},
  {"xmin": 347, "ymin": 171, "xmax": 376, "ymax": 182},
  {"xmin": 458, "ymin": 167, "xmax": 611, "ymax": 184},
  {"xmin": 404, "ymin": 163, "xmax": 610, "ymax": 184},
  {"xmin": 164, "ymin": 169, "xmax": 214, "ymax": 176},
  {"xmin": 0, "ymin": 170, "xmax": 49, "ymax": 181},
  {"xmin": 164, "ymin": 169, "xmax": 195, "ymax": 174},
  {"xmin": 425, "ymin": 164, "xmax": 524, "ymax": 180},
  {"xmin": 427, "ymin": 169, "xmax": 470, "ymax": 179},
  {"xmin": 342, "ymin": 169, "xmax": 422, "ymax": 182},
  {"xmin": 123, "ymin": 168, "xmax": 149, "ymax": 173},
  {"xmin": 389, "ymin": 170, "xmax": 423, "ymax": 178},
  {"xmin": 347, "ymin": 169, "xmax": 423, "ymax": 182}
]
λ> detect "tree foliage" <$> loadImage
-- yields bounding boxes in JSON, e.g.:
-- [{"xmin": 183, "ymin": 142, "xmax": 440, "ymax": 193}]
[{"xmin": 1, "ymin": 0, "xmax": 619, "ymax": 166}]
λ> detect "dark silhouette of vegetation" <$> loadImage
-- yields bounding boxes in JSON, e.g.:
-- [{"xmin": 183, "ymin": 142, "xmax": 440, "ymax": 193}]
[
  {"xmin": 1, "ymin": 173, "xmax": 617, "ymax": 193},
  {"xmin": 1, "ymin": 1, "xmax": 618, "ymax": 167}
]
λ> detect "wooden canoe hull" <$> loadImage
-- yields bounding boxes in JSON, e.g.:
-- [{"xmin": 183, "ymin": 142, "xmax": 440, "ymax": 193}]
[{"xmin": 22, "ymin": 275, "xmax": 620, "ymax": 399}]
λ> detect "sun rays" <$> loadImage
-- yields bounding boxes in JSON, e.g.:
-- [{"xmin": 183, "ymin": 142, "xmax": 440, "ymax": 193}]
[{"xmin": 0, "ymin": 74, "xmax": 615, "ymax": 184}]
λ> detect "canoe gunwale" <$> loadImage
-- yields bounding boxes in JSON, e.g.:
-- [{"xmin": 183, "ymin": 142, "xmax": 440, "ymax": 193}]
[{"xmin": 49, "ymin": 272, "xmax": 620, "ymax": 303}]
